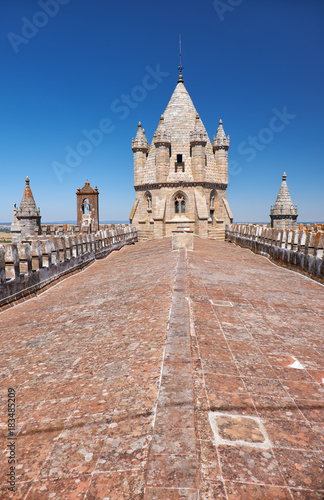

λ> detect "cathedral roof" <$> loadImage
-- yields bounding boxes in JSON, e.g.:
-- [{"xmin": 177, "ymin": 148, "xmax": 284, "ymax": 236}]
[{"xmin": 17, "ymin": 177, "xmax": 40, "ymax": 218}]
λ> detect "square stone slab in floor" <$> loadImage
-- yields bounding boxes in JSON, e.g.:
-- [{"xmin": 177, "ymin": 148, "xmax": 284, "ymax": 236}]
[
  {"xmin": 209, "ymin": 299, "xmax": 233, "ymax": 307},
  {"xmin": 209, "ymin": 412, "xmax": 271, "ymax": 450}
]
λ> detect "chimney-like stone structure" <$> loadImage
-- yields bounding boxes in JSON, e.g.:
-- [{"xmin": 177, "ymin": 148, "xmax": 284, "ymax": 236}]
[
  {"xmin": 270, "ymin": 172, "xmax": 298, "ymax": 229},
  {"xmin": 213, "ymin": 120, "xmax": 230, "ymax": 185},
  {"xmin": 132, "ymin": 122, "xmax": 148, "ymax": 186},
  {"xmin": 11, "ymin": 177, "xmax": 41, "ymax": 243}
]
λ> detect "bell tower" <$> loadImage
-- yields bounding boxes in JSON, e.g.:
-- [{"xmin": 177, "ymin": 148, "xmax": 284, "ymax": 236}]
[{"xmin": 76, "ymin": 180, "xmax": 99, "ymax": 233}]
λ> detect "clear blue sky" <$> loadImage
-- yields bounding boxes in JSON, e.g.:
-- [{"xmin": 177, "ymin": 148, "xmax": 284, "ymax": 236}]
[{"xmin": 1, "ymin": 0, "xmax": 323, "ymax": 223}]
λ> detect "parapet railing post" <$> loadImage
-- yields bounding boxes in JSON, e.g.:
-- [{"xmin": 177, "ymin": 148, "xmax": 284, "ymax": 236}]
[
  {"xmin": 24, "ymin": 243, "xmax": 33, "ymax": 275},
  {"xmin": 0, "ymin": 248, "xmax": 6, "ymax": 284},
  {"xmin": 315, "ymin": 232, "xmax": 324, "ymax": 259},
  {"xmin": 45, "ymin": 240, "xmax": 53, "ymax": 267},
  {"xmin": 59, "ymin": 236, "xmax": 67, "ymax": 262},
  {"xmin": 6, "ymin": 244, "xmax": 20, "ymax": 280},
  {"xmin": 65, "ymin": 236, "xmax": 72, "ymax": 261}
]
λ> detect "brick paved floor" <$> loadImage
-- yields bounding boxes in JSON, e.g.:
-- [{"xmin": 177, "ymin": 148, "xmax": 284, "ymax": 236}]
[{"xmin": 0, "ymin": 237, "xmax": 323, "ymax": 499}]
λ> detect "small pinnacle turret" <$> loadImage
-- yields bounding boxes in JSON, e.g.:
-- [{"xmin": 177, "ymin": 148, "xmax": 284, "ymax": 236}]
[
  {"xmin": 132, "ymin": 122, "xmax": 148, "ymax": 152},
  {"xmin": 213, "ymin": 120, "xmax": 230, "ymax": 151},
  {"xmin": 11, "ymin": 177, "xmax": 41, "ymax": 242},
  {"xmin": 270, "ymin": 172, "xmax": 298, "ymax": 228}
]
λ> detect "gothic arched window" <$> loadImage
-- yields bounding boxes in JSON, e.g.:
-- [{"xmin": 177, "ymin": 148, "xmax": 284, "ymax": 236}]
[{"xmin": 174, "ymin": 193, "xmax": 186, "ymax": 214}]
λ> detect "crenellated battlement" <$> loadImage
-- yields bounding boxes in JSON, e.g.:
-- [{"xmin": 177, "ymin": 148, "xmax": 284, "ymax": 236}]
[
  {"xmin": 0, "ymin": 225, "xmax": 137, "ymax": 310},
  {"xmin": 226, "ymin": 224, "xmax": 324, "ymax": 282}
]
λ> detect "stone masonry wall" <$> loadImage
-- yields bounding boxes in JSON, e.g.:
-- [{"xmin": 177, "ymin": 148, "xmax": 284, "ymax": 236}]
[
  {"xmin": 0, "ymin": 225, "xmax": 137, "ymax": 310},
  {"xmin": 225, "ymin": 224, "xmax": 324, "ymax": 282}
]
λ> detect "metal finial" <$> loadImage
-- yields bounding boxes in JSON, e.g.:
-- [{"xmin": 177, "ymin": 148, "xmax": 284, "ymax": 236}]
[{"xmin": 178, "ymin": 34, "xmax": 183, "ymax": 76}]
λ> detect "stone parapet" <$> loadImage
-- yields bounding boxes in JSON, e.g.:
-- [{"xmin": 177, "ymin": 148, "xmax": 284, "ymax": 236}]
[
  {"xmin": 225, "ymin": 224, "xmax": 324, "ymax": 282},
  {"xmin": 0, "ymin": 225, "xmax": 137, "ymax": 309}
]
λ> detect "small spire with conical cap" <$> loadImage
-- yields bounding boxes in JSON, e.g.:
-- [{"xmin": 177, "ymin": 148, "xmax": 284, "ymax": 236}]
[
  {"xmin": 17, "ymin": 177, "xmax": 40, "ymax": 217},
  {"xmin": 213, "ymin": 119, "xmax": 230, "ymax": 151},
  {"xmin": 132, "ymin": 121, "xmax": 148, "ymax": 151},
  {"xmin": 270, "ymin": 172, "xmax": 298, "ymax": 227}
]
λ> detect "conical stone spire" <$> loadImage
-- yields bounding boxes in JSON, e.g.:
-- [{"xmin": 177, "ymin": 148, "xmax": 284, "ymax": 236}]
[
  {"xmin": 213, "ymin": 120, "xmax": 230, "ymax": 151},
  {"xmin": 270, "ymin": 172, "xmax": 298, "ymax": 228},
  {"xmin": 17, "ymin": 177, "xmax": 40, "ymax": 217},
  {"xmin": 11, "ymin": 177, "xmax": 41, "ymax": 242},
  {"xmin": 190, "ymin": 114, "xmax": 207, "ymax": 143}
]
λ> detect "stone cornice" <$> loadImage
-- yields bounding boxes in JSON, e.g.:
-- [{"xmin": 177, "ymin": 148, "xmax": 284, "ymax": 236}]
[{"xmin": 135, "ymin": 181, "xmax": 228, "ymax": 191}]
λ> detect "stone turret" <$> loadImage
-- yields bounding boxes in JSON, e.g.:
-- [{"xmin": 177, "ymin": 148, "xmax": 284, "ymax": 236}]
[
  {"xmin": 129, "ymin": 69, "xmax": 233, "ymax": 240},
  {"xmin": 132, "ymin": 122, "xmax": 148, "ymax": 186},
  {"xmin": 213, "ymin": 120, "xmax": 230, "ymax": 184},
  {"xmin": 190, "ymin": 114, "xmax": 207, "ymax": 182},
  {"xmin": 270, "ymin": 172, "xmax": 298, "ymax": 229},
  {"xmin": 11, "ymin": 177, "xmax": 41, "ymax": 243},
  {"xmin": 153, "ymin": 116, "xmax": 171, "ymax": 183}
]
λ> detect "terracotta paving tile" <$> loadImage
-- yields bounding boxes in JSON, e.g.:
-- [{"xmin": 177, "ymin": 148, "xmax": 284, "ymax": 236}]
[
  {"xmin": 201, "ymin": 360, "xmax": 239, "ymax": 376},
  {"xmin": 218, "ymin": 445, "xmax": 285, "ymax": 485},
  {"xmin": 253, "ymin": 396, "xmax": 306, "ymax": 421},
  {"xmin": 86, "ymin": 470, "xmax": 145, "ymax": 499},
  {"xmin": 151, "ymin": 407, "xmax": 196, "ymax": 455},
  {"xmin": 290, "ymin": 488, "xmax": 324, "ymax": 499},
  {"xmin": 205, "ymin": 373, "xmax": 246, "ymax": 394},
  {"xmin": 262, "ymin": 417, "xmax": 324, "ymax": 450},
  {"xmin": 209, "ymin": 392, "xmax": 257, "ymax": 416},
  {"xmin": 197, "ymin": 439, "xmax": 222, "ymax": 481},
  {"xmin": 224, "ymin": 481, "xmax": 292, "ymax": 499},
  {"xmin": 273, "ymin": 449, "xmax": 324, "ymax": 490},
  {"xmin": 296, "ymin": 400, "xmax": 324, "ymax": 423},
  {"xmin": 26, "ymin": 474, "xmax": 92, "ymax": 499},
  {"xmin": 308, "ymin": 370, "xmax": 324, "ymax": 384},
  {"xmin": 199, "ymin": 480, "xmax": 227, "ymax": 499},
  {"xmin": 145, "ymin": 454, "xmax": 197, "ymax": 489},
  {"xmin": 38, "ymin": 415, "xmax": 109, "ymax": 480},
  {"xmin": 13, "ymin": 420, "xmax": 65, "ymax": 482},
  {"xmin": 243, "ymin": 376, "xmax": 289, "ymax": 398},
  {"xmin": 144, "ymin": 487, "xmax": 198, "ymax": 499},
  {"xmin": 0, "ymin": 480, "xmax": 32, "ymax": 499},
  {"xmin": 97, "ymin": 414, "xmax": 153, "ymax": 471},
  {"xmin": 282, "ymin": 381, "xmax": 324, "ymax": 401},
  {"xmin": 195, "ymin": 410, "xmax": 215, "ymax": 442},
  {"xmin": 271, "ymin": 367, "xmax": 315, "ymax": 382}
]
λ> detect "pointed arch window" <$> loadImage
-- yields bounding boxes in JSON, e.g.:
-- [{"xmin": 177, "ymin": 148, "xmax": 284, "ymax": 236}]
[{"xmin": 175, "ymin": 193, "xmax": 186, "ymax": 214}]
